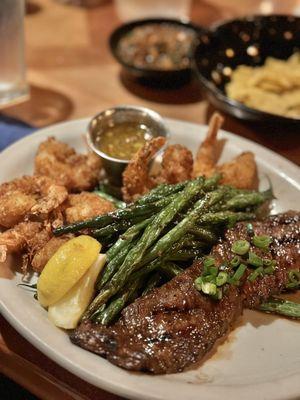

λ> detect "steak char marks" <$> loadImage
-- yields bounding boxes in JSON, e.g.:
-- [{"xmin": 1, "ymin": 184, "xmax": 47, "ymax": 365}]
[{"xmin": 71, "ymin": 212, "xmax": 300, "ymax": 374}]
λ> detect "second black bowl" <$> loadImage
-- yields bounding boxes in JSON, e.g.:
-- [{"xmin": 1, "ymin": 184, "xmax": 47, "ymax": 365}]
[
  {"xmin": 194, "ymin": 15, "xmax": 300, "ymax": 126},
  {"xmin": 109, "ymin": 18, "xmax": 207, "ymax": 86}
]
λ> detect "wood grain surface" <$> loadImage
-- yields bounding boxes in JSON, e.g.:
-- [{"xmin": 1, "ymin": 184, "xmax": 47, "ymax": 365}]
[{"xmin": 0, "ymin": 0, "xmax": 300, "ymax": 399}]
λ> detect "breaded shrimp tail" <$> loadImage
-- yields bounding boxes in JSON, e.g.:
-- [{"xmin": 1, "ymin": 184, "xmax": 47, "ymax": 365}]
[
  {"xmin": 193, "ymin": 112, "xmax": 224, "ymax": 177},
  {"xmin": 0, "ymin": 222, "xmax": 43, "ymax": 263},
  {"xmin": 192, "ymin": 113, "xmax": 258, "ymax": 190},
  {"xmin": 122, "ymin": 136, "xmax": 166, "ymax": 203}
]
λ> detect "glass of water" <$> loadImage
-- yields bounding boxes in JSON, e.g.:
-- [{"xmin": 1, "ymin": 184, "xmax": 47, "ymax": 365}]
[
  {"xmin": 0, "ymin": 0, "xmax": 29, "ymax": 107},
  {"xmin": 115, "ymin": 0, "xmax": 192, "ymax": 22}
]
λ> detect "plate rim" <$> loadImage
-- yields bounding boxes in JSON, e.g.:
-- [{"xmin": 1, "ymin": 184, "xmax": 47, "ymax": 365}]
[{"xmin": 0, "ymin": 117, "xmax": 300, "ymax": 400}]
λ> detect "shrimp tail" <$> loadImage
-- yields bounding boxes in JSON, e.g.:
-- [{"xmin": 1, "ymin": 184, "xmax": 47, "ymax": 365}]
[
  {"xmin": 122, "ymin": 137, "xmax": 166, "ymax": 202},
  {"xmin": 193, "ymin": 112, "xmax": 224, "ymax": 177}
]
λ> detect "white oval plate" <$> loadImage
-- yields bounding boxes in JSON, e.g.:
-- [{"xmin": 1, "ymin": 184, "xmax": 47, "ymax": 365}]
[{"xmin": 0, "ymin": 118, "xmax": 300, "ymax": 400}]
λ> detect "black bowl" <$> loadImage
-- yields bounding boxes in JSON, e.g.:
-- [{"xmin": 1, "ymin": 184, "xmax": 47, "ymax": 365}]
[
  {"xmin": 194, "ymin": 15, "xmax": 300, "ymax": 126},
  {"xmin": 109, "ymin": 18, "xmax": 207, "ymax": 86}
]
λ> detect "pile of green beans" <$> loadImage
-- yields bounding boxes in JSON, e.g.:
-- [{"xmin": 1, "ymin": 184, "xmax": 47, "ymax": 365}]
[{"xmin": 54, "ymin": 175, "xmax": 272, "ymax": 325}]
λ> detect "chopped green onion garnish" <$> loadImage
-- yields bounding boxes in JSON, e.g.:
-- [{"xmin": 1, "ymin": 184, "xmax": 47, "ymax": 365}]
[
  {"xmin": 203, "ymin": 256, "xmax": 215, "ymax": 275},
  {"xmin": 248, "ymin": 266, "xmax": 264, "ymax": 282},
  {"xmin": 252, "ymin": 235, "xmax": 272, "ymax": 250},
  {"xmin": 286, "ymin": 270, "xmax": 300, "ymax": 289},
  {"xmin": 203, "ymin": 256, "xmax": 215, "ymax": 268},
  {"xmin": 248, "ymin": 251, "xmax": 263, "ymax": 268},
  {"xmin": 201, "ymin": 282, "xmax": 217, "ymax": 296},
  {"xmin": 231, "ymin": 240, "xmax": 250, "ymax": 255},
  {"xmin": 202, "ymin": 274, "xmax": 215, "ymax": 283},
  {"xmin": 216, "ymin": 271, "xmax": 228, "ymax": 286},
  {"xmin": 231, "ymin": 263, "xmax": 247, "ymax": 282},
  {"xmin": 195, "ymin": 275, "xmax": 221, "ymax": 299},
  {"xmin": 194, "ymin": 276, "xmax": 203, "ymax": 291},
  {"xmin": 264, "ymin": 265, "xmax": 275, "ymax": 275},
  {"xmin": 230, "ymin": 255, "xmax": 241, "ymax": 268},
  {"xmin": 288, "ymin": 269, "xmax": 300, "ymax": 283},
  {"xmin": 209, "ymin": 266, "xmax": 219, "ymax": 277},
  {"xmin": 263, "ymin": 258, "xmax": 274, "ymax": 267}
]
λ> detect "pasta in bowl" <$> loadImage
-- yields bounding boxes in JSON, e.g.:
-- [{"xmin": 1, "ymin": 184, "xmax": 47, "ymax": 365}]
[
  {"xmin": 194, "ymin": 15, "xmax": 300, "ymax": 126},
  {"xmin": 226, "ymin": 53, "xmax": 300, "ymax": 119}
]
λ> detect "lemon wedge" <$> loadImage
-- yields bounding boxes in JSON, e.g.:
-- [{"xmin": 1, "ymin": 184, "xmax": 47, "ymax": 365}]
[
  {"xmin": 37, "ymin": 235, "xmax": 101, "ymax": 307},
  {"xmin": 48, "ymin": 254, "xmax": 106, "ymax": 329}
]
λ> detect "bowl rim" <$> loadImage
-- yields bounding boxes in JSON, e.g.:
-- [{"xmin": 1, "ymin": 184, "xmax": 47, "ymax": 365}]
[
  {"xmin": 86, "ymin": 104, "xmax": 170, "ymax": 164},
  {"xmin": 210, "ymin": 13, "xmax": 300, "ymax": 31},
  {"xmin": 109, "ymin": 17, "xmax": 207, "ymax": 76},
  {"xmin": 193, "ymin": 14, "xmax": 300, "ymax": 124}
]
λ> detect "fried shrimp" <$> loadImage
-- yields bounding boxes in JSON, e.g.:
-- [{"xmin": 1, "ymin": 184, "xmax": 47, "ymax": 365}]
[
  {"xmin": 0, "ymin": 192, "xmax": 35, "ymax": 229},
  {"xmin": 0, "ymin": 222, "xmax": 43, "ymax": 263},
  {"xmin": 193, "ymin": 112, "xmax": 224, "ymax": 177},
  {"xmin": 0, "ymin": 190, "xmax": 115, "ymax": 271},
  {"xmin": 0, "ymin": 176, "xmax": 68, "ymax": 228},
  {"xmin": 64, "ymin": 192, "xmax": 115, "ymax": 224},
  {"xmin": 0, "ymin": 187, "xmax": 115, "ymax": 271},
  {"xmin": 159, "ymin": 144, "xmax": 193, "ymax": 184},
  {"xmin": 218, "ymin": 152, "xmax": 258, "ymax": 190},
  {"xmin": 193, "ymin": 113, "xmax": 258, "ymax": 190},
  {"xmin": 123, "ymin": 140, "xmax": 193, "ymax": 200},
  {"xmin": 30, "ymin": 234, "xmax": 72, "ymax": 272},
  {"xmin": 22, "ymin": 190, "xmax": 115, "ymax": 271},
  {"xmin": 0, "ymin": 220, "xmax": 72, "ymax": 272},
  {"xmin": 122, "ymin": 136, "xmax": 166, "ymax": 202},
  {"xmin": 35, "ymin": 137, "xmax": 102, "ymax": 192}
]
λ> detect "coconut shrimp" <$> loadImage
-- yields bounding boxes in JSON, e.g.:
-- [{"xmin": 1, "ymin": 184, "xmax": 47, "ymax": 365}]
[
  {"xmin": 29, "ymin": 233, "xmax": 72, "ymax": 272},
  {"xmin": 122, "ymin": 136, "xmax": 166, "ymax": 202},
  {"xmin": 193, "ymin": 112, "xmax": 224, "ymax": 178},
  {"xmin": 0, "ymin": 191, "xmax": 115, "ymax": 271},
  {"xmin": 64, "ymin": 192, "xmax": 115, "ymax": 224},
  {"xmin": 218, "ymin": 152, "xmax": 258, "ymax": 190},
  {"xmin": 193, "ymin": 113, "xmax": 258, "ymax": 190},
  {"xmin": 35, "ymin": 137, "xmax": 102, "ymax": 192},
  {"xmin": 24, "ymin": 188, "xmax": 117, "ymax": 270},
  {"xmin": 0, "ymin": 176, "xmax": 68, "ymax": 228},
  {"xmin": 0, "ymin": 221, "xmax": 43, "ymax": 263},
  {"xmin": 159, "ymin": 144, "xmax": 193, "ymax": 184},
  {"xmin": 0, "ymin": 219, "xmax": 72, "ymax": 272},
  {"xmin": 122, "ymin": 140, "xmax": 193, "ymax": 201},
  {"xmin": 26, "ymin": 189, "xmax": 117, "ymax": 270}
]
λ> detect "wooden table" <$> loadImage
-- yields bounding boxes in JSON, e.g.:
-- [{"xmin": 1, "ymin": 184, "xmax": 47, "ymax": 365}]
[{"xmin": 1, "ymin": 1, "xmax": 300, "ymax": 399}]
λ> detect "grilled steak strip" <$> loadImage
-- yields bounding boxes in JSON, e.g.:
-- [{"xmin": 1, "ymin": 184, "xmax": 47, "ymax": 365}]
[{"xmin": 71, "ymin": 212, "xmax": 300, "ymax": 374}]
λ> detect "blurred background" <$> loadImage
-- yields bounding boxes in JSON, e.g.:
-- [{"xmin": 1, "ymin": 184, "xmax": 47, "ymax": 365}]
[{"xmin": 1, "ymin": 0, "xmax": 299, "ymax": 129}]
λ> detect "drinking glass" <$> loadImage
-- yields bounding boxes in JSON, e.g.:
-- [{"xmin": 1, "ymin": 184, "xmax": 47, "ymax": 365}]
[
  {"xmin": 0, "ymin": 0, "xmax": 29, "ymax": 107},
  {"xmin": 115, "ymin": 0, "xmax": 192, "ymax": 22}
]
